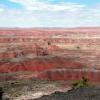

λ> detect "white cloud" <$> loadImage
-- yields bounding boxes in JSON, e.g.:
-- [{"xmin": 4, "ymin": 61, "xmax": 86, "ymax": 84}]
[
  {"xmin": 0, "ymin": 4, "xmax": 5, "ymax": 12},
  {"xmin": 0, "ymin": 0, "xmax": 100, "ymax": 27},
  {"xmin": 0, "ymin": 8, "xmax": 4, "ymax": 12},
  {"xmin": 9, "ymin": 0, "xmax": 85, "ymax": 11}
]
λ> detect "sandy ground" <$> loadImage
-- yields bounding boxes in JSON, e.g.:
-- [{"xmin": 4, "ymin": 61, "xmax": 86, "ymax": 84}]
[{"xmin": 0, "ymin": 78, "xmax": 71, "ymax": 100}]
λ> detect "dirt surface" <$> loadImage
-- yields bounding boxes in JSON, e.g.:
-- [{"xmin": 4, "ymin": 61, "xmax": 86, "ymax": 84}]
[{"xmin": 0, "ymin": 78, "xmax": 70, "ymax": 100}]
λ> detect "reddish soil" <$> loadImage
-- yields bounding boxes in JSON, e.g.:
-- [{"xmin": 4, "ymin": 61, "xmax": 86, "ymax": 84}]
[
  {"xmin": 0, "ymin": 27, "xmax": 100, "ymax": 83},
  {"xmin": 0, "ymin": 57, "xmax": 85, "ymax": 73},
  {"xmin": 35, "ymin": 69, "xmax": 100, "ymax": 82}
]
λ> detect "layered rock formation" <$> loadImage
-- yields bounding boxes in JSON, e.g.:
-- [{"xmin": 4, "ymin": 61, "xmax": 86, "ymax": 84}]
[{"xmin": 0, "ymin": 28, "xmax": 100, "ymax": 83}]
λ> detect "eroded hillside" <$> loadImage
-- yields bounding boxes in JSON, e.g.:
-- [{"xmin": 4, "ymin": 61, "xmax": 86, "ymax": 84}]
[{"xmin": 0, "ymin": 28, "xmax": 100, "ymax": 83}]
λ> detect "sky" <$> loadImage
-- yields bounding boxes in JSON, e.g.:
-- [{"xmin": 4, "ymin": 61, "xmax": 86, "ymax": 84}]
[{"xmin": 0, "ymin": 0, "xmax": 100, "ymax": 27}]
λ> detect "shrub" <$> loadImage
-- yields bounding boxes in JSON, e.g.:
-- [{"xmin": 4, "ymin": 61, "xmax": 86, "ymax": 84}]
[{"xmin": 72, "ymin": 77, "xmax": 89, "ymax": 89}]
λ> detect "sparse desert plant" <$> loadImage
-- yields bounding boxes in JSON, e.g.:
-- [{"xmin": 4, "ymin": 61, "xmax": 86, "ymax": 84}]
[
  {"xmin": 48, "ymin": 42, "xmax": 51, "ymax": 45},
  {"xmin": 76, "ymin": 46, "xmax": 80, "ymax": 49},
  {"xmin": 72, "ymin": 77, "xmax": 89, "ymax": 89}
]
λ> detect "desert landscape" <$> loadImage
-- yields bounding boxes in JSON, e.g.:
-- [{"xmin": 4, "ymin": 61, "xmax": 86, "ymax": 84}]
[
  {"xmin": 1, "ymin": 0, "xmax": 100, "ymax": 99},
  {"xmin": 0, "ymin": 27, "xmax": 100, "ymax": 99},
  {"xmin": 0, "ymin": 28, "xmax": 100, "ymax": 81}
]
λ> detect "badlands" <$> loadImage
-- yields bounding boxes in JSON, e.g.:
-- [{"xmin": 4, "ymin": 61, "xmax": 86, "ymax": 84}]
[
  {"xmin": 0, "ymin": 28, "xmax": 100, "ymax": 82},
  {"xmin": 0, "ymin": 27, "xmax": 100, "ymax": 99}
]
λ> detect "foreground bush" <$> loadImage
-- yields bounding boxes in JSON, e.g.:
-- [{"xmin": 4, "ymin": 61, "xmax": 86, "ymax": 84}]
[{"xmin": 72, "ymin": 77, "xmax": 89, "ymax": 89}]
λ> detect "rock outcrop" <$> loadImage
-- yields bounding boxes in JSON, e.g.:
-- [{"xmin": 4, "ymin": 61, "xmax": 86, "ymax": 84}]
[{"xmin": 0, "ymin": 28, "xmax": 100, "ymax": 83}]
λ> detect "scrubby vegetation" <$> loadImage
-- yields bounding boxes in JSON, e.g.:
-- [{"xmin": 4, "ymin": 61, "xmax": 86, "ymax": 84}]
[{"xmin": 72, "ymin": 77, "xmax": 89, "ymax": 89}]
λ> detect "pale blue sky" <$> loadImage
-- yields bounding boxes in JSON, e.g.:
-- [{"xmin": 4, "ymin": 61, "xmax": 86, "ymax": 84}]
[
  {"xmin": 0, "ymin": 0, "xmax": 99, "ymax": 7},
  {"xmin": 0, "ymin": 0, "xmax": 100, "ymax": 27}
]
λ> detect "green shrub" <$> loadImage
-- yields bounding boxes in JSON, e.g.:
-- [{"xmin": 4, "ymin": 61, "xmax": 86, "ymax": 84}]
[{"xmin": 72, "ymin": 77, "xmax": 89, "ymax": 89}]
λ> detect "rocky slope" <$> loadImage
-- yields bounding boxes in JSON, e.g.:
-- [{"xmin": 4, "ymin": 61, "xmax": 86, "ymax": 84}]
[{"xmin": 34, "ymin": 87, "xmax": 100, "ymax": 100}]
